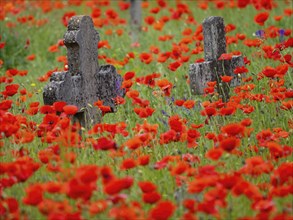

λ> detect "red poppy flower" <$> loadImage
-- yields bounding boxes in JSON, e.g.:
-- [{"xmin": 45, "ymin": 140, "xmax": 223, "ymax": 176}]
[
  {"xmin": 104, "ymin": 177, "xmax": 133, "ymax": 195},
  {"xmin": 0, "ymin": 100, "xmax": 13, "ymax": 111},
  {"xmin": 124, "ymin": 136, "xmax": 142, "ymax": 150},
  {"xmin": 76, "ymin": 165, "xmax": 99, "ymax": 185},
  {"xmin": 198, "ymin": 2, "xmax": 208, "ymax": 9},
  {"xmin": 157, "ymin": 52, "xmax": 170, "ymax": 63},
  {"xmin": 99, "ymin": 166, "xmax": 114, "ymax": 185},
  {"xmin": 187, "ymin": 129, "xmax": 200, "ymax": 140},
  {"xmin": 219, "ymin": 137, "xmax": 241, "ymax": 152},
  {"xmin": 3, "ymin": 84, "xmax": 19, "ymax": 96},
  {"xmin": 113, "ymin": 96, "xmax": 125, "ymax": 105},
  {"xmin": 206, "ymin": 148, "xmax": 223, "ymax": 160},
  {"xmin": 53, "ymin": 101, "xmax": 67, "ymax": 112},
  {"xmin": 138, "ymin": 73, "xmax": 160, "ymax": 87},
  {"xmin": 168, "ymin": 61, "xmax": 181, "ymax": 71},
  {"xmin": 171, "ymin": 161, "xmax": 188, "ymax": 175},
  {"xmin": 94, "ymin": 100, "xmax": 112, "ymax": 114},
  {"xmin": 175, "ymin": 99, "xmax": 184, "ymax": 106},
  {"xmin": 201, "ymin": 106, "xmax": 217, "ymax": 117},
  {"xmin": 19, "ymin": 89, "xmax": 26, "ymax": 95},
  {"xmin": 157, "ymin": 0, "xmax": 167, "ymax": 7},
  {"xmin": 118, "ymin": 1, "xmax": 130, "ymax": 10},
  {"xmin": 153, "ymin": 21, "xmax": 164, "ymax": 31},
  {"xmin": 140, "ymin": 53, "xmax": 153, "ymax": 64},
  {"xmin": 40, "ymin": 105, "xmax": 55, "ymax": 114},
  {"xmin": 254, "ymin": 12, "xmax": 269, "ymax": 26},
  {"xmin": 138, "ymin": 155, "xmax": 150, "ymax": 166},
  {"xmin": 23, "ymin": 184, "xmax": 44, "ymax": 206},
  {"xmin": 169, "ymin": 115, "xmax": 184, "ymax": 132},
  {"xmin": 63, "ymin": 105, "xmax": 78, "ymax": 115},
  {"xmin": 220, "ymin": 75, "xmax": 233, "ymax": 83},
  {"xmin": 106, "ymin": 9, "xmax": 118, "ymax": 19},
  {"xmin": 126, "ymin": 90, "xmax": 139, "ymax": 98},
  {"xmin": 2, "ymin": 197, "xmax": 18, "ymax": 214},
  {"xmin": 98, "ymin": 40, "xmax": 111, "ymax": 49},
  {"xmin": 122, "ymin": 80, "xmax": 133, "ymax": 90},
  {"xmin": 237, "ymin": 0, "xmax": 249, "ymax": 8},
  {"xmin": 284, "ymin": 8, "xmax": 293, "ymax": 16},
  {"xmin": 149, "ymin": 45, "xmax": 160, "ymax": 54},
  {"xmin": 204, "ymin": 86, "xmax": 215, "ymax": 95},
  {"xmin": 120, "ymin": 158, "xmax": 137, "ymax": 170},
  {"xmin": 216, "ymin": 1, "xmax": 225, "ymax": 9},
  {"xmin": 182, "ymin": 27, "xmax": 193, "ymax": 36},
  {"xmin": 134, "ymin": 107, "xmax": 155, "ymax": 118},
  {"xmin": 271, "ymin": 162, "xmax": 293, "ymax": 186},
  {"xmin": 150, "ymin": 7, "xmax": 160, "ymax": 14},
  {"xmin": 145, "ymin": 16, "xmax": 155, "ymax": 25},
  {"xmin": 221, "ymin": 123, "xmax": 245, "ymax": 137},
  {"xmin": 183, "ymin": 100, "xmax": 195, "ymax": 109},
  {"xmin": 0, "ymin": 42, "xmax": 5, "ymax": 49},
  {"xmin": 252, "ymin": 199, "xmax": 275, "ymax": 212},
  {"xmin": 91, "ymin": 8, "xmax": 101, "ymax": 18},
  {"xmin": 26, "ymin": 107, "xmax": 39, "ymax": 115},
  {"xmin": 89, "ymin": 200, "xmax": 108, "ymax": 216},
  {"xmin": 41, "ymin": 114, "xmax": 59, "ymax": 130},
  {"xmin": 48, "ymin": 44, "xmax": 59, "ymax": 53},
  {"xmin": 240, "ymin": 104, "xmax": 255, "ymax": 114},
  {"xmin": 266, "ymin": 141, "xmax": 284, "ymax": 159},
  {"xmin": 138, "ymin": 181, "xmax": 157, "ymax": 193},
  {"xmin": 193, "ymin": 52, "xmax": 204, "ymax": 61},
  {"xmin": 93, "ymin": 137, "xmax": 116, "ymax": 150},
  {"xmin": 234, "ymin": 66, "xmax": 248, "ymax": 74},
  {"xmin": 66, "ymin": 178, "xmax": 95, "ymax": 200},
  {"xmin": 218, "ymin": 53, "xmax": 232, "ymax": 60},
  {"xmin": 26, "ymin": 54, "xmax": 35, "ymax": 61},
  {"xmin": 241, "ymin": 118, "xmax": 253, "ymax": 127},
  {"xmin": 219, "ymin": 106, "xmax": 236, "ymax": 116},
  {"xmin": 157, "ymin": 79, "xmax": 173, "ymax": 96},
  {"xmin": 241, "ymin": 156, "xmax": 273, "ymax": 176},
  {"xmin": 236, "ymin": 33, "xmax": 246, "ymax": 40},
  {"xmin": 149, "ymin": 200, "xmax": 176, "ymax": 220},
  {"xmin": 44, "ymin": 181, "xmax": 62, "ymax": 194},
  {"xmin": 262, "ymin": 66, "xmax": 277, "ymax": 78},
  {"xmin": 62, "ymin": 11, "xmax": 76, "ymax": 27},
  {"xmin": 6, "ymin": 69, "xmax": 18, "ymax": 77},
  {"xmin": 281, "ymin": 100, "xmax": 293, "ymax": 110},
  {"xmin": 225, "ymin": 24, "xmax": 236, "ymax": 33},
  {"xmin": 124, "ymin": 71, "xmax": 135, "ymax": 80},
  {"xmin": 143, "ymin": 191, "xmax": 161, "ymax": 204},
  {"xmin": 132, "ymin": 97, "xmax": 150, "ymax": 107}
]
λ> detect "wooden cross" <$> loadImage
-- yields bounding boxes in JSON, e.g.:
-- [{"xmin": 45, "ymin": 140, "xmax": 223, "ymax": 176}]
[
  {"xmin": 43, "ymin": 15, "xmax": 125, "ymax": 128},
  {"xmin": 189, "ymin": 16, "xmax": 245, "ymax": 102}
]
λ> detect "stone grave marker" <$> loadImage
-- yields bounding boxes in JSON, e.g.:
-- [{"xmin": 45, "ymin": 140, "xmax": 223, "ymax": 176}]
[
  {"xmin": 43, "ymin": 15, "xmax": 125, "ymax": 128},
  {"xmin": 189, "ymin": 16, "xmax": 245, "ymax": 102},
  {"xmin": 130, "ymin": 0, "xmax": 141, "ymax": 45}
]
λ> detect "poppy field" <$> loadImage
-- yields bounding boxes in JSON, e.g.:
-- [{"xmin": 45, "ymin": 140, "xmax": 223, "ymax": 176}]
[{"xmin": 0, "ymin": 0, "xmax": 292, "ymax": 219}]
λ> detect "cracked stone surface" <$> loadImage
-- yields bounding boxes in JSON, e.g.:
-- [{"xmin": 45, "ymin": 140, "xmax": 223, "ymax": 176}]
[
  {"xmin": 43, "ymin": 15, "xmax": 125, "ymax": 128},
  {"xmin": 189, "ymin": 16, "xmax": 245, "ymax": 102}
]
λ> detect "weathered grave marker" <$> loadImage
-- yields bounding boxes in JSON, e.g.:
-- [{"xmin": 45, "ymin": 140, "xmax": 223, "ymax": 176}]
[
  {"xmin": 43, "ymin": 15, "xmax": 125, "ymax": 128},
  {"xmin": 189, "ymin": 16, "xmax": 245, "ymax": 102},
  {"xmin": 130, "ymin": 0, "xmax": 141, "ymax": 45}
]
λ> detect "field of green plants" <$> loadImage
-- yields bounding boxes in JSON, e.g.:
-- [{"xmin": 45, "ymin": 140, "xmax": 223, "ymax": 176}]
[{"xmin": 0, "ymin": 0, "xmax": 292, "ymax": 219}]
